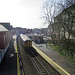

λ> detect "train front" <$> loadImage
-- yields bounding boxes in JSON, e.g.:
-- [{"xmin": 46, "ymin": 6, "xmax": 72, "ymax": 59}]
[{"xmin": 24, "ymin": 40, "xmax": 32, "ymax": 48}]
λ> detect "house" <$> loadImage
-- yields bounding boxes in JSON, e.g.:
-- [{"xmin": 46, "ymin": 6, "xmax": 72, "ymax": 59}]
[{"xmin": 54, "ymin": 4, "xmax": 75, "ymax": 40}]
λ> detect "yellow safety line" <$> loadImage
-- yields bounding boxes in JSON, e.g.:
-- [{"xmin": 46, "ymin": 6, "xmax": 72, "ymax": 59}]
[
  {"xmin": 16, "ymin": 41, "xmax": 20, "ymax": 75},
  {"xmin": 32, "ymin": 45, "xmax": 71, "ymax": 75}
]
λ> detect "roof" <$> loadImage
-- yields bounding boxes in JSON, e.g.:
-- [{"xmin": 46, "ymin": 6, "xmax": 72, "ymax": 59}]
[
  {"xmin": 20, "ymin": 34, "xmax": 30, "ymax": 41},
  {"xmin": 0, "ymin": 24, "xmax": 8, "ymax": 32},
  {"xmin": 55, "ymin": 4, "xmax": 75, "ymax": 18},
  {"xmin": 0, "ymin": 22, "xmax": 10, "ymax": 30}
]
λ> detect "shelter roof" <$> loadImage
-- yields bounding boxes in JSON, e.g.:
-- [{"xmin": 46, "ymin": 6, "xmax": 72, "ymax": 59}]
[{"xmin": 0, "ymin": 24, "xmax": 8, "ymax": 32}]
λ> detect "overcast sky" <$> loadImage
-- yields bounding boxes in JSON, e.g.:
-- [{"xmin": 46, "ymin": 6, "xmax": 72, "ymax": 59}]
[{"xmin": 0, "ymin": 0, "xmax": 48, "ymax": 28}]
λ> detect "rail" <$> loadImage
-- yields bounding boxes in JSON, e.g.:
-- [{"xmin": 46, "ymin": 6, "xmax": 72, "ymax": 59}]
[
  {"xmin": 29, "ymin": 49, "xmax": 54, "ymax": 75},
  {"xmin": 16, "ymin": 38, "xmax": 25, "ymax": 75}
]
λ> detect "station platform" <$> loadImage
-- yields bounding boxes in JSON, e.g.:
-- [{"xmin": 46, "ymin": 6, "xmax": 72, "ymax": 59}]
[
  {"xmin": 0, "ymin": 37, "xmax": 17, "ymax": 75},
  {"xmin": 32, "ymin": 43, "xmax": 75, "ymax": 75}
]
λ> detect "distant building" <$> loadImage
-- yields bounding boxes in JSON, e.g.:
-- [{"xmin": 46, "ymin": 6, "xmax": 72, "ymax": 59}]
[
  {"xmin": 41, "ymin": 28, "xmax": 50, "ymax": 37},
  {"xmin": 32, "ymin": 34, "xmax": 43, "ymax": 43},
  {"xmin": 33, "ymin": 28, "xmax": 41, "ymax": 34},
  {"xmin": 11, "ymin": 27, "xmax": 33, "ymax": 35}
]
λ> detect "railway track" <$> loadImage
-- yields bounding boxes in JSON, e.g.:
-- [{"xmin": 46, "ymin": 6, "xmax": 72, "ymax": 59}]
[
  {"xmin": 29, "ymin": 51, "xmax": 50, "ymax": 75},
  {"xmin": 27, "ymin": 47, "xmax": 60, "ymax": 75},
  {"xmin": 17, "ymin": 38, "xmax": 38, "ymax": 75},
  {"xmin": 17, "ymin": 39, "xmax": 25, "ymax": 75},
  {"xmin": 18, "ymin": 52, "xmax": 25, "ymax": 75}
]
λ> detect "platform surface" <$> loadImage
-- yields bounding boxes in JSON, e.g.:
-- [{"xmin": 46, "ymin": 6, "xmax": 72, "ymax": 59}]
[
  {"xmin": 33, "ymin": 43, "xmax": 75, "ymax": 75},
  {"xmin": 0, "ymin": 37, "xmax": 17, "ymax": 75}
]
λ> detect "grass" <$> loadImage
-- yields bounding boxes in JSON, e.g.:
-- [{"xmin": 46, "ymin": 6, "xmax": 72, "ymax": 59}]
[{"xmin": 47, "ymin": 43, "xmax": 75, "ymax": 66}]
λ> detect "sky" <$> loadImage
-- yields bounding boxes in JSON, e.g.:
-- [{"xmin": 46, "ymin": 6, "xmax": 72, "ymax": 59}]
[{"xmin": 0, "ymin": 0, "xmax": 48, "ymax": 29}]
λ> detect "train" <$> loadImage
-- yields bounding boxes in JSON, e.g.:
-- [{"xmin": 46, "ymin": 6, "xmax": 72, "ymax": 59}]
[
  {"xmin": 27, "ymin": 34, "xmax": 43, "ymax": 44},
  {"xmin": 20, "ymin": 34, "xmax": 32, "ymax": 48}
]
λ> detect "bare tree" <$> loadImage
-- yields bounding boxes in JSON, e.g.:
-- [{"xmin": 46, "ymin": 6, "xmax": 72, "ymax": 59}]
[
  {"xmin": 42, "ymin": 0, "xmax": 57, "ymax": 44},
  {"xmin": 58, "ymin": 0, "xmax": 75, "ymax": 40},
  {"xmin": 65, "ymin": 0, "xmax": 75, "ymax": 7},
  {"xmin": 57, "ymin": 0, "xmax": 75, "ymax": 11}
]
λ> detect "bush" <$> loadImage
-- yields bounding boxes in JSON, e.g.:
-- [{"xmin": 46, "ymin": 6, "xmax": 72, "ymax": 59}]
[{"xmin": 58, "ymin": 39, "xmax": 75, "ymax": 57}]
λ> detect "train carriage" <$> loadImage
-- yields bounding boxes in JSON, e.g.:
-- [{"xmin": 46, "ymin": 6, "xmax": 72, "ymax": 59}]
[{"xmin": 20, "ymin": 34, "xmax": 32, "ymax": 48}]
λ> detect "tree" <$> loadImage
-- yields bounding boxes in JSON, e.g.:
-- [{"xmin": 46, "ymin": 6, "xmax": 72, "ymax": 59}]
[
  {"xmin": 65, "ymin": 0, "xmax": 75, "ymax": 7},
  {"xmin": 42, "ymin": 0, "xmax": 57, "ymax": 44},
  {"xmin": 56, "ymin": 2, "xmax": 75, "ymax": 49}
]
